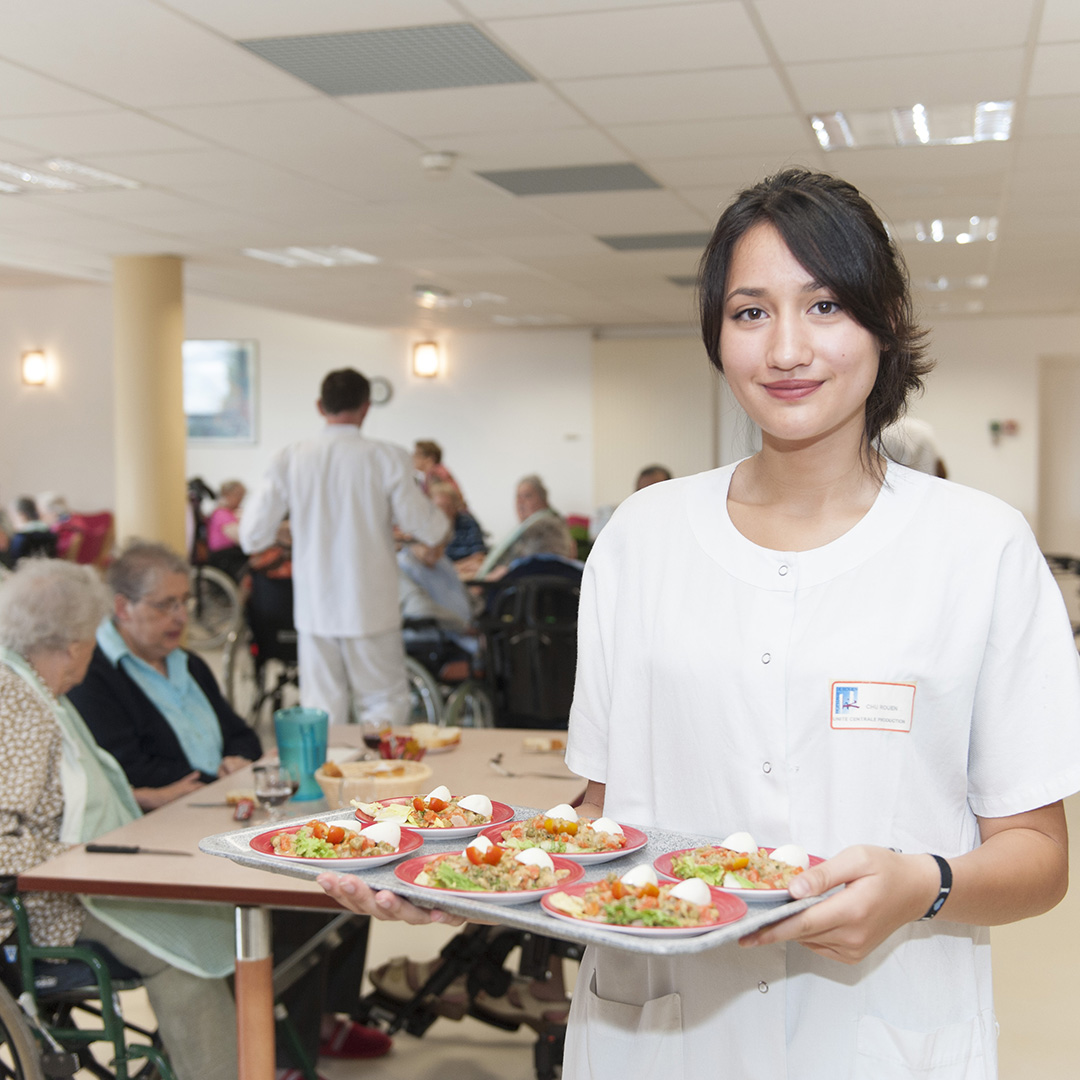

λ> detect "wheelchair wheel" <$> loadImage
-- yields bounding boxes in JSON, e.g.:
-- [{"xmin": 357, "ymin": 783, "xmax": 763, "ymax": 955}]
[
  {"xmin": 186, "ymin": 566, "xmax": 242, "ymax": 651},
  {"xmin": 405, "ymin": 657, "xmax": 443, "ymax": 726},
  {"xmin": 443, "ymin": 680, "xmax": 496, "ymax": 728},
  {"xmin": 0, "ymin": 983, "xmax": 45, "ymax": 1080}
]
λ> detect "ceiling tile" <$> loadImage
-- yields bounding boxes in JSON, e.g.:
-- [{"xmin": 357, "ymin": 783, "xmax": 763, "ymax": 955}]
[
  {"xmin": 525, "ymin": 189, "xmax": 710, "ymax": 233},
  {"xmin": 0, "ymin": 111, "xmax": 210, "ymax": 156},
  {"xmin": 340, "ymin": 82, "xmax": 584, "ymax": 138},
  {"xmin": 756, "ymin": 0, "xmax": 1036, "ymax": 62},
  {"xmin": 426, "ymin": 126, "xmax": 627, "ymax": 170},
  {"xmin": 486, "ymin": 3, "xmax": 768, "ymax": 80},
  {"xmin": 0, "ymin": 60, "xmax": 112, "ymax": 117},
  {"xmin": 788, "ymin": 49, "xmax": 1025, "ymax": 113},
  {"xmin": 556, "ymin": 67, "xmax": 791, "ymax": 125},
  {"xmin": 609, "ymin": 115, "xmax": 812, "ymax": 160},
  {"xmin": 1021, "ymin": 95, "xmax": 1080, "ymax": 137},
  {"xmin": 478, "ymin": 162, "xmax": 659, "ymax": 196},
  {"xmin": 647, "ymin": 149, "xmax": 827, "ymax": 189},
  {"xmin": 1030, "ymin": 43, "xmax": 1080, "ymax": 96},
  {"xmin": 1039, "ymin": 0, "xmax": 1080, "ymax": 43}
]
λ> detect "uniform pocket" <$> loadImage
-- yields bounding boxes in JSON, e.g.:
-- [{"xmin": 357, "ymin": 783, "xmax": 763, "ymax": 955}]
[
  {"xmin": 574, "ymin": 971, "xmax": 684, "ymax": 1080},
  {"xmin": 855, "ymin": 1010, "xmax": 995, "ymax": 1079}
]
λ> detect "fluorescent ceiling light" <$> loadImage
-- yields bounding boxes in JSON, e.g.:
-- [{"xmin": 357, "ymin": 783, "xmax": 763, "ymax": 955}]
[
  {"xmin": 894, "ymin": 216, "xmax": 998, "ymax": 244},
  {"xmin": 0, "ymin": 179, "xmax": 22, "ymax": 194},
  {"xmin": 924, "ymin": 274, "xmax": 990, "ymax": 292},
  {"xmin": 43, "ymin": 158, "xmax": 140, "ymax": 189},
  {"xmin": 810, "ymin": 101, "xmax": 1013, "ymax": 150},
  {"xmin": 0, "ymin": 162, "xmax": 80, "ymax": 191},
  {"xmin": 242, "ymin": 246, "xmax": 380, "ymax": 268}
]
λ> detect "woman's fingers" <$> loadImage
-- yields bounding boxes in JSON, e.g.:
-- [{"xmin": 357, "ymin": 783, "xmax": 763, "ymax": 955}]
[{"xmin": 316, "ymin": 872, "xmax": 465, "ymax": 926}]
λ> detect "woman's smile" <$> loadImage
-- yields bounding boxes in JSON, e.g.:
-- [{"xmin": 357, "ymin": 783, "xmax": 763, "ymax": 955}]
[{"xmin": 762, "ymin": 379, "xmax": 823, "ymax": 400}]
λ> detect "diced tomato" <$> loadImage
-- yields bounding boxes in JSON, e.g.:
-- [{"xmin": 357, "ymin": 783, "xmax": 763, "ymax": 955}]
[
  {"xmin": 412, "ymin": 797, "xmax": 426, "ymax": 813},
  {"xmin": 309, "ymin": 820, "xmax": 328, "ymax": 840},
  {"xmin": 428, "ymin": 797, "xmax": 449, "ymax": 813},
  {"xmin": 326, "ymin": 826, "xmax": 345, "ymax": 845},
  {"xmin": 466, "ymin": 845, "xmax": 484, "ymax": 865},
  {"xmin": 611, "ymin": 879, "xmax": 625, "ymax": 900},
  {"xmin": 745, "ymin": 869, "xmax": 760, "ymax": 883},
  {"xmin": 483, "ymin": 844, "xmax": 504, "ymax": 865}
]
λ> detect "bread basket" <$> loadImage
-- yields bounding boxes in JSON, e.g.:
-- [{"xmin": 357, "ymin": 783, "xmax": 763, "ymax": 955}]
[{"xmin": 314, "ymin": 758, "xmax": 433, "ymax": 810}]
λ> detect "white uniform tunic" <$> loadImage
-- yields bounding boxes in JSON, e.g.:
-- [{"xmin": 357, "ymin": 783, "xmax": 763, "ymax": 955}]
[{"xmin": 564, "ymin": 461, "xmax": 1080, "ymax": 1080}]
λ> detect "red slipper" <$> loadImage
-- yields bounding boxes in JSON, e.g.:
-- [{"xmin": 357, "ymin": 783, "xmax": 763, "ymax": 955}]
[{"xmin": 318, "ymin": 1019, "xmax": 392, "ymax": 1060}]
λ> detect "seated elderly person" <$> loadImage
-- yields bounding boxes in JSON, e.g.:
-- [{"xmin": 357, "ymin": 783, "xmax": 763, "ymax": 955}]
[
  {"xmin": 206, "ymin": 479, "xmax": 248, "ymax": 581},
  {"xmin": 3, "ymin": 496, "xmax": 57, "ymax": 565},
  {"xmin": 426, "ymin": 481, "xmax": 487, "ymax": 570},
  {"xmin": 0, "ymin": 559, "xmax": 237, "ymax": 1080},
  {"xmin": 67, "ymin": 540, "xmax": 261, "ymax": 808},
  {"xmin": 474, "ymin": 474, "xmax": 575, "ymax": 580}
]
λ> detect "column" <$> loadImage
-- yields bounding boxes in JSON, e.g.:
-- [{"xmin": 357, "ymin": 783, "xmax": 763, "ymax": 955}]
[{"xmin": 112, "ymin": 255, "xmax": 186, "ymax": 551}]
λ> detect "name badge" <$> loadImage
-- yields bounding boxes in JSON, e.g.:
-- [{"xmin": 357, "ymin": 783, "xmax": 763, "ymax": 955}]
[{"xmin": 831, "ymin": 681, "xmax": 916, "ymax": 733}]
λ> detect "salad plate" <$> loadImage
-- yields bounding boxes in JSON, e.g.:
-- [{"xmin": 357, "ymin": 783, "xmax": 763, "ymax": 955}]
[
  {"xmin": 250, "ymin": 823, "xmax": 423, "ymax": 870},
  {"xmin": 394, "ymin": 852, "xmax": 584, "ymax": 906},
  {"xmin": 354, "ymin": 796, "xmax": 513, "ymax": 840},
  {"xmin": 541, "ymin": 878, "xmax": 747, "ymax": 937},
  {"xmin": 479, "ymin": 820, "xmax": 648, "ymax": 865},
  {"xmin": 655, "ymin": 846, "xmax": 823, "ymax": 902}
]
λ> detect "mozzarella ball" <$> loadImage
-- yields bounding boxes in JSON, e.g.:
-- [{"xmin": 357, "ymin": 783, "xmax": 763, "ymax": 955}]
[
  {"xmin": 544, "ymin": 803, "xmax": 578, "ymax": 821},
  {"xmin": 360, "ymin": 821, "xmax": 401, "ymax": 849},
  {"xmin": 620, "ymin": 864, "xmax": 658, "ymax": 888},
  {"xmin": 668, "ymin": 878, "xmax": 712, "ymax": 906},
  {"xmin": 719, "ymin": 831, "xmax": 757, "ymax": 854},
  {"xmin": 770, "ymin": 843, "xmax": 810, "ymax": 871},
  {"xmin": 514, "ymin": 848, "xmax": 555, "ymax": 870},
  {"xmin": 458, "ymin": 794, "xmax": 493, "ymax": 817},
  {"xmin": 590, "ymin": 817, "xmax": 624, "ymax": 836},
  {"xmin": 426, "ymin": 785, "xmax": 452, "ymax": 802},
  {"xmin": 465, "ymin": 834, "xmax": 493, "ymax": 856}
]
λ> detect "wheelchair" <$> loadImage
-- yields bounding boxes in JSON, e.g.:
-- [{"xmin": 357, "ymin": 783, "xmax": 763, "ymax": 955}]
[{"xmin": 0, "ymin": 880, "xmax": 173, "ymax": 1080}]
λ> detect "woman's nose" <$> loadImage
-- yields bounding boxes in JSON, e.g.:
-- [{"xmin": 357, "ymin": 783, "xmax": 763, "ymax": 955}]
[{"xmin": 768, "ymin": 314, "xmax": 812, "ymax": 369}]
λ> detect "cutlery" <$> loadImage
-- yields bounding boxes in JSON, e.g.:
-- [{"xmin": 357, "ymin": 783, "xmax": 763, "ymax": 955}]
[
  {"xmin": 488, "ymin": 752, "xmax": 573, "ymax": 781},
  {"xmin": 85, "ymin": 844, "xmax": 194, "ymax": 857}
]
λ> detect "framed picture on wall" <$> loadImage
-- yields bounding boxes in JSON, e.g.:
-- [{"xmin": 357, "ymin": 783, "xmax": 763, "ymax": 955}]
[{"xmin": 183, "ymin": 339, "xmax": 257, "ymax": 442}]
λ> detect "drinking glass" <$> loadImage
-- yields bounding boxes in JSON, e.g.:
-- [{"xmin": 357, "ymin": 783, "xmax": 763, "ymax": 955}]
[{"xmin": 253, "ymin": 762, "xmax": 297, "ymax": 821}]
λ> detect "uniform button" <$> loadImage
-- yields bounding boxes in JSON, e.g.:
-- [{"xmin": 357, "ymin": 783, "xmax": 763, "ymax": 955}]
[
  {"xmin": 778, "ymin": 564, "xmax": 789, "ymax": 577},
  {"xmin": 762, "ymin": 761, "xmax": 772, "ymax": 774},
  {"xmin": 761, "ymin": 652, "xmax": 771, "ymax": 664},
  {"xmin": 758, "ymin": 981, "xmax": 769, "ymax": 993}
]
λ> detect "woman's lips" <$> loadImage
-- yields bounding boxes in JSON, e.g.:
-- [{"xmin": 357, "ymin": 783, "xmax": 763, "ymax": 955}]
[{"xmin": 763, "ymin": 380, "xmax": 822, "ymax": 400}]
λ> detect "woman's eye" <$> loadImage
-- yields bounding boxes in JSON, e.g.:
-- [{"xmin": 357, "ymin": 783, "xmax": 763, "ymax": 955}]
[
  {"xmin": 812, "ymin": 300, "xmax": 840, "ymax": 315},
  {"xmin": 734, "ymin": 307, "xmax": 765, "ymax": 321}
]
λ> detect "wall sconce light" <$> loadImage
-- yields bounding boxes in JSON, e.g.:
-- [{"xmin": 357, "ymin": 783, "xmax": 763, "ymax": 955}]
[
  {"xmin": 412, "ymin": 341, "xmax": 440, "ymax": 378},
  {"xmin": 21, "ymin": 350, "xmax": 48, "ymax": 386}
]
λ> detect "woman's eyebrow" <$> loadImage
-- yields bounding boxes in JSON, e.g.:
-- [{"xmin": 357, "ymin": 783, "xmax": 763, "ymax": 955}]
[{"xmin": 724, "ymin": 285, "xmax": 766, "ymax": 302}]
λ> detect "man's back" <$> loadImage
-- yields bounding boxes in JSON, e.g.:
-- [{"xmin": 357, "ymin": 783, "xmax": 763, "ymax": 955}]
[{"xmin": 242, "ymin": 427, "xmax": 447, "ymax": 638}]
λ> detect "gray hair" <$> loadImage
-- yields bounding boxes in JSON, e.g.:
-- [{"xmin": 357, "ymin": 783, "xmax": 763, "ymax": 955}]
[
  {"xmin": 508, "ymin": 516, "xmax": 575, "ymax": 561},
  {"xmin": 517, "ymin": 474, "xmax": 549, "ymax": 503},
  {"xmin": 0, "ymin": 559, "xmax": 110, "ymax": 654},
  {"xmin": 107, "ymin": 541, "xmax": 189, "ymax": 601}
]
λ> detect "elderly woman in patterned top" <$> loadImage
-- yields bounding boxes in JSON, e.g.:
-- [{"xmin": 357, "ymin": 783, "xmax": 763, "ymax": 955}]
[{"xmin": 0, "ymin": 559, "xmax": 238, "ymax": 1080}]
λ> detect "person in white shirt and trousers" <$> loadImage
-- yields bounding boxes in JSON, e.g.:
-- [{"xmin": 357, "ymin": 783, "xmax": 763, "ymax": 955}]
[{"xmin": 241, "ymin": 368, "xmax": 449, "ymax": 727}]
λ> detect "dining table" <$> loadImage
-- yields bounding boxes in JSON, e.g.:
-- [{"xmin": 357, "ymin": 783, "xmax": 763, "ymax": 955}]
[{"xmin": 18, "ymin": 726, "xmax": 583, "ymax": 1080}]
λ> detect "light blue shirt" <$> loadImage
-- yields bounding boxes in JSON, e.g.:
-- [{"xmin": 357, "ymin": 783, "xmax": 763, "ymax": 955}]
[{"xmin": 96, "ymin": 619, "xmax": 223, "ymax": 776}]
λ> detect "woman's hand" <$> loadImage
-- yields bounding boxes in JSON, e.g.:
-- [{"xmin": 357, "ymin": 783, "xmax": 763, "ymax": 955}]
[
  {"xmin": 738, "ymin": 845, "xmax": 938, "ymax": 964},
  {"xmin": 217, "ymin": 755, "xmax": 251, "ymax": 777},
  {"xmin": 133, "ymin": 771, "xmax": 204, "ymax": 810},
  {"xmin": 317, "ymin": 872, "xmax": 466, "ymax": 927}
]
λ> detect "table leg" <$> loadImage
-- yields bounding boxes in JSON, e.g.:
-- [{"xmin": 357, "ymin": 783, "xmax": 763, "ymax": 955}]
[{"xmin": 235, "ymin": 906, "xmax": 274, "ymax": 1080}]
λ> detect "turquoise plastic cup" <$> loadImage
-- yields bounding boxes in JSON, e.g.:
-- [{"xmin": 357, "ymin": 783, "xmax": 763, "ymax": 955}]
[{"xmin": 273, "ymin": 706, "xmax": 329, "ymax": 801}]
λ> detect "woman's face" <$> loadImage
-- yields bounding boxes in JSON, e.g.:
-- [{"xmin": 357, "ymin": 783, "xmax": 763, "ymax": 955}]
[
  {"xmin": 115, "ymin": 570, "xmax": 190, "ymax": 665},
  {"xmin": 52, "ymin": 638, "xmax": 96, "ymax": 696},
  {"xmin": 719, "ymin": 222, "xmax": 879, "ymax": 450}
]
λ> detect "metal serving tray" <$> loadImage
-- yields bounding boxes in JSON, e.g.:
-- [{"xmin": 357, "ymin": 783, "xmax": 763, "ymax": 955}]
[{"xmin": 200, "ymin": 805, "xmax": 818, "ymax": 957}]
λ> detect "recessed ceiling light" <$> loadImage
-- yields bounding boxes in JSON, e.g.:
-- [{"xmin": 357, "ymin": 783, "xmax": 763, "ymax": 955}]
[
  {"xmin": 43, "ymin": 158, "xmax": 140, "ymax": 190},
  {"xmin": 810, "ymin": 101, "xmax": 1013, "ymax": 150},
  {"xmin": 894, "ymin": 216, "xmax": 998, "ymax": 244},
  {"xmin": 242, "ymin": 246, "xmax": 380, "ymax": 268}
]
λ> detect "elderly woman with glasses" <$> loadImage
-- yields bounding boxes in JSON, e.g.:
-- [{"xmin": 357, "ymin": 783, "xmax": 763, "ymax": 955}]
[
  {"xmin": 0, "ymin": 558, "xmax": 238, "ymax": 1080},
  {"xmin": 67, "ymin": 541, "xmax": 261, "ymax": 808}
]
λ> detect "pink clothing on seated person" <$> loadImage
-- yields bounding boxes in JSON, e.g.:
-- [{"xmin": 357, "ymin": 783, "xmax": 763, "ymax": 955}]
[{"xmin": 206, "ymin": 507, "xmax": 239, "ymax": 552}]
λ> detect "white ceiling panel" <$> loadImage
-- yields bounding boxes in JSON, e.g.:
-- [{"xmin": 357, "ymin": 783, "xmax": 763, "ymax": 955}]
[
  {"xmin": 477, "ymin": 232, "xmax": 610, "ymax": 259},
  {"xmin": 1021, "ymin": 95, "xmax": 1080, "ymax": 137},
  {"xmin": 486, "ymin": 3, "xmax": 768, "ymax": 80},
  {"xmin": 0, "ymin": 111, "xmax": 210, "ymax": 155},
  {"xmin": 0, "ymin": 1, "xmax": 312, "ymax": 109},
  {"xmin": 433, "ymin": 127, "xmax": 627, "ymax": 170},
  {"xmin": 461, "ymin": 0, "xmax": 707, "ymax": 16},
  {"xmin": 556, "ymin": 67, "xmax": 791, "ymax": 125},
  {"xmin": 756, "ymin": 0, "xmax": 1036, "ymax": 62},
  {"xmin": 341, "ymin": 82, "xmax": 585, "ymax": 138},
  {"xmin": 1039, "ymin": 0, "xmax": 1080, "ymax": 42},
  {"xmin": 376, "ymin": 194, "xmax": 564, "ymax": 238},
  {"xmin": 524, "ymin": 189, "xmax": 709, "ymax": 233},
  {"xmin": 158, "ymin": 0, "xmax": 463, "ymax": 38},
  {"xmin": 647, "ymin": 150, "xmax": 826, "ymax": 189},
  {"xmin": 787, "ymin": 49, "xmax": 1025, "ymax": 113},
  {"xmin": 0, "ymin": 60, "xmax": 112, "ymax": 117},
  {"xmin": 610, "ymin": 115, "xmax": 812, "ymax": 160},
  {"xmin": 1029, "ymin": 43, "xmax": 1080, "ymax": 97},
  {"xmin": 76, "ymin": 148, "xmax": 269, "ymax": 186}
]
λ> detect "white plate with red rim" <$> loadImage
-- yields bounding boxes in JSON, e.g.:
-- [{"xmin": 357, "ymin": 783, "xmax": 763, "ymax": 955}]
[
  {"xmin": 479, "ymin": 820, "xmax": 648, "ymax": 865},
  {"xmin": 353, "ymin": 796, "xmax": 513, "ymax": 841},
  {"xmin": 394, "ymin": 852, "xmax": 584, "ymax": 906},
  {"xmin": 250, "ymin": 824, "xmax": 423, "ymax": 870},
  {"xmin": 540, "ymin": 879, "xmax": 748, "ymax": 937},
  {"xmin": 654, "ymin": 846, "xmax": 824, "ymax": 902}
]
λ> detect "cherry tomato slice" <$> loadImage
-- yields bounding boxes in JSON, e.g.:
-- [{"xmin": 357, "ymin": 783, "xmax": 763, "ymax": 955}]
[
  {"xmin": 483, "ymin": 844, "xmax": 504, "ymax": 865},
  {"xmin": 611, "ymin": 879, "xmax": 625, "ymax": 900},
  {"xmin": 428, "ymin": 797, "xmax": 449, "ymax": 813},
  {"xmin": 326, "ymin": 826, "xmax": 346, "ymax": 845},
  {"xmin": 466, "ymin": 845, "xmax": 484, "ymax": 866},
  {"xmin": 412, "ymin": 797, "xmax": 426, "ymax": 813},
  {"xmin": 309, "ymin": 820, "xmax": 328, "ymax": 840}
]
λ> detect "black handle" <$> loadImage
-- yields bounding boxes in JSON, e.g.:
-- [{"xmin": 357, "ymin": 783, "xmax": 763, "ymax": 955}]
[{"xmin": 85, "ymin": 844, "xmax": 139, "ymax": 854}]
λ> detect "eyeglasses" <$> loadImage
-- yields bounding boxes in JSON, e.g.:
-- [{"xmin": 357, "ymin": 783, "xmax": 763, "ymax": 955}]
[{"xmin": 140, "ymin": 594, "xmax": 191, "ymax": 616}]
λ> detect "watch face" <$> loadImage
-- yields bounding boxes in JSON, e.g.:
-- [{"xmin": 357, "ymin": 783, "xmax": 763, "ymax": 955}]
[{"xmin": 370, "ymin": 376, "xmax": 393, "ymax": 406}]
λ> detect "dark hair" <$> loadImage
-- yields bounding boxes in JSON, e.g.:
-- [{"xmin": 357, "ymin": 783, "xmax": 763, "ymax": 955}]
[
  {"xmin": 636, "ymin": 465, "xmax": 672, "ymax": 485},
  {"xmin": 15, "ymin": 496, "xmax": 39, "ymax": 520},
  {"xmin": 319, "ymin": 368, "xmax": 370, "ymax": 414},
  {"xmin": 699, "ymin": 168, "xmax": 931, "ymax": 448},
  {"xmin": 414, "ymin": 440, "xmax": 442, "ymax": 464}
]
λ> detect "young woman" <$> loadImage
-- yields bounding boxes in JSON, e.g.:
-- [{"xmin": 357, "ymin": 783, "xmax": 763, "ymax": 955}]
[{"xmin": 318, "ymin": 170, "xmax": 1080, "ymax": 1079}]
